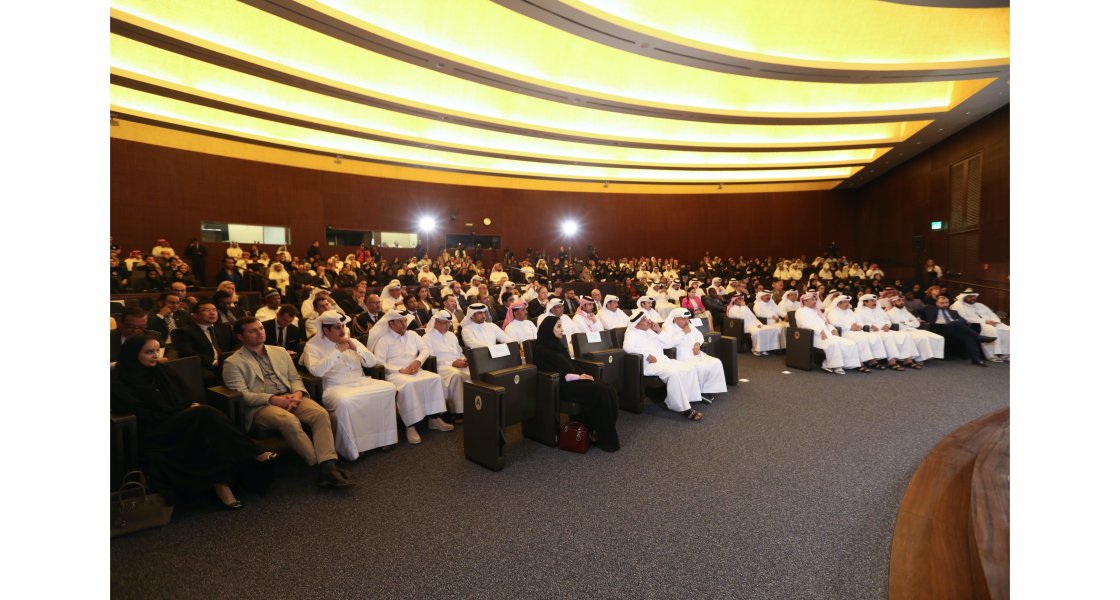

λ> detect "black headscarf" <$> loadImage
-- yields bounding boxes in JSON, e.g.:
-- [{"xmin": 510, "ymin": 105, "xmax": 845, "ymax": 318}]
[
  {"xmin": 116, "ymin": 335, "xmax": 160, "ymax": 384},
  {"xmin": 532, "ymin": 315, "xmax": 577, "ymax": 377},
  {"xmin": 111, "ymin": 336, "xmax": 184, "ymax": 427},
  {"xmin": 535, "ymin": 315, "xmax": 567, "ymax": 353}
]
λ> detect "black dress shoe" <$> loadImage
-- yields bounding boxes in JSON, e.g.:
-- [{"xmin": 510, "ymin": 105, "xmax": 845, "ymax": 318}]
[
  {"xmin": 318, "ymin": 470, "xmax": 357, "ymax": 489},
  {"xmin": 972, "ymin": 359, "xmax": 988, "ymax": 367},
  {"xmin": 978, "ymin": 335, "xmax": 997, "ymax": 343}
]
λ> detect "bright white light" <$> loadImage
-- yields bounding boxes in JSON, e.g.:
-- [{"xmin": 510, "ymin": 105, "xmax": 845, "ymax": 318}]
[
  {"xmin": 419, "ymin": 216, "xmax": 436, "ymax": 232},
  {"xmin": 562, "ymin": 220, "xmax": 578, "ymax": 236}
]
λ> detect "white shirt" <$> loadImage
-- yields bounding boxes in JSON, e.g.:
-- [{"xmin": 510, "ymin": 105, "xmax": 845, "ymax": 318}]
[
  {"xmin": 302, "ymin": 338, "xmax": 377, "ymax": 386},
  {"xmin": 658, "ymin": 323, "xmax": 705, "ymax": 359},
  {"xmin": 597, "ymin": 307, "xmax": 630, "ymax": 330},
  {"xmin": 421, "ymin": 329, "xmax": 466, "ymax": 366},
  {"xmin": 887, "ymin": 306, "xmax": 922, "ymax": 330},
  {"xmin": 950, "ymin": 300, "xmax": 1001, "ymax": 325},
  {"xmin": 371, "ymin": 329, "xmax": 429, "ymax": 370},
  {"xmin": 504, "ymin": 319, "xmax": 538, "ymax": 343},
  {"xmin": 570, "ymin": 311, "xmax": 603, "ymax": 334},
  {"xmin": 753, "ymin": 299, "xmax": 783, "ymax": 323},
  {"xmin": 461, "ymin": 321, "xmax": 514, "ymax": 349}
]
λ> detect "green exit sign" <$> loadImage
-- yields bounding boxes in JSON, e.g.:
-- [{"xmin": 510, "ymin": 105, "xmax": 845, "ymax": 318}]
[{"xmin": 931, "ymin": 221, "xmax": 944, "ymax": 231}]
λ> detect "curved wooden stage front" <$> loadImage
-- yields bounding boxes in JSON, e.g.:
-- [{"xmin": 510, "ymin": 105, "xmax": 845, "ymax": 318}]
[{"xmin": 889, "ymin": 408, "xmax": 1009, "ymax": 600}]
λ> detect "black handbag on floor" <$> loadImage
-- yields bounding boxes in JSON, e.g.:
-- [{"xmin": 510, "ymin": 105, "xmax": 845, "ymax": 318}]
[{"xmin": 111, "ymin": 471, "xmax": 174, "ymax": 538}]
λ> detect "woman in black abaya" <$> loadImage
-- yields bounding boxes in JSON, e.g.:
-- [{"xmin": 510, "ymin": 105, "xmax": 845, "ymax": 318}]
[
  {"xmin": 111, "ymin": 336, "xmax": 276, "ymax": 509},
  {"xmin": 531, "ymin": 316, "xmax": 620, "ymax": 452}
]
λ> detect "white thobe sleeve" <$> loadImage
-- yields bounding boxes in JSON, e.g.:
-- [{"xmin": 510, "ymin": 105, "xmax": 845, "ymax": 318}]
[{"xmin": 302, "ymin": 345, "xmax": 344, "ymax": 377}]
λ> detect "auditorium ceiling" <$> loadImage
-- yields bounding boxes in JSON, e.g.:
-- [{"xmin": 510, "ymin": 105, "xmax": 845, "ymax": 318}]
[{"xmin": 109, "ymin": 0, "xmax": 1009, "ymax": 194}]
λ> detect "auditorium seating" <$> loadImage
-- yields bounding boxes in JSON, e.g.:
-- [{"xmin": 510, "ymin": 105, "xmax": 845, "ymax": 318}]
[{"xmin": 462, "ymin": 341, "xmax": 559, "ymax": 471}]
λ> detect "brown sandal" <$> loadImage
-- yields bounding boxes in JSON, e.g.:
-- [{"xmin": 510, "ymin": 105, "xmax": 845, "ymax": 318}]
[{"xmin": 683, "ymin": 409, "xmax": 704, "ymax": 421}]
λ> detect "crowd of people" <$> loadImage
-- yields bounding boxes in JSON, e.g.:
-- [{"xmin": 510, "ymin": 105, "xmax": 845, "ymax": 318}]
[{"xmin": 111, "ymin": 237, "xmax": 1007, "ymax": 511}]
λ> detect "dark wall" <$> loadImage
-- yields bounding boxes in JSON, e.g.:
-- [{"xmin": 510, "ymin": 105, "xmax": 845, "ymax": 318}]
[
  {"xmin": 110, "ymin": 105, "xmax": 1008, "ymax": 300},
  {"xmin": 110, "ymin": 138, "xmax": 857, "ymax": 280},
  {"xmin": 853, "ymin": 106, "xmax": 1009, "ymax": 303}
]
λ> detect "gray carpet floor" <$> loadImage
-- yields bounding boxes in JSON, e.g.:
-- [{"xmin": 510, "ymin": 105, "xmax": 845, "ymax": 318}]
[{"xmin": 110, "ymin": 354, "xmax": 1010, "ymax": 599}]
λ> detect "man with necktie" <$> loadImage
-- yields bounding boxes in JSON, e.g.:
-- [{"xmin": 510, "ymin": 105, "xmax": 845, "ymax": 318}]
[{"xmin": 921, "ymin": 295, "xmax": 996, "ymax": 366}]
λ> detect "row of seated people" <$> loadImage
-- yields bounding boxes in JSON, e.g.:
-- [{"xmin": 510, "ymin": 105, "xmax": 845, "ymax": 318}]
[{"xmin": 112, "ymin": 291, "xmax": 740, "ymax": 512}]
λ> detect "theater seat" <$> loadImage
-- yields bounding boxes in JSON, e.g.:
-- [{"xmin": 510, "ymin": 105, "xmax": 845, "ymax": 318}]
[
  {"xmin": 722, "ymin": 317, "xmax": 748, "ymax": 353},
  {"xmin": 570, "ymin": 332, "xmax": 625, "ymax": 395},
  {"xmin": 462, "ymin": 341, "xmax": 559, "ymax": 471},
  {"xmin": 691, "ymin": 320, "xmax": 739, "ymax": 386},
  {"xmin": 784, "ymin": 310, "xmax": 824, "ymax": 371},
  {"xmin": 524, "ymin": 338, "xmax": 608, "ymax": 420}
]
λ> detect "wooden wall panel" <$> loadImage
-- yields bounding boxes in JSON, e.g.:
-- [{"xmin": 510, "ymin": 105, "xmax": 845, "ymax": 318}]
[
  {"xmin": 853, "ymin": 106, "xmax": 1009, "ymax": 306},
  {"xmin": 110, "ymin": 139, "xmax": 859, "ymax": 280},
  {"xmin": 110, "ymin": 106, "xmax": 1004, "ymax": 296}
]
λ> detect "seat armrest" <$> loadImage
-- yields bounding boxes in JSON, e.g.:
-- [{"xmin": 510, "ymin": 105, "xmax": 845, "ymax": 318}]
[
  {"xmin": 363, "ymin": 365, "xmax": 387, "ymax": 380},
  {"xmin": 571, "ymin": 358, "xmax": 605, "ymax": 379},
  {"xmin": 423, "ymin": 356, "xmax": 438, "ymax": 373},
  {"xmin": 207, "ymin": 385, "xmax": 242, "ymax": 423},
  {"xmin": 300, "ymin": 374, "xmax": 322, "ymax": 401}
]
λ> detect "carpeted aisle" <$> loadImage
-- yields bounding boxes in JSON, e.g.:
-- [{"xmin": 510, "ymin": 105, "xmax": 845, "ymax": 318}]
[{"xmin": 110, "ymin": 355, "xmax": 1010, "ymax": 599}]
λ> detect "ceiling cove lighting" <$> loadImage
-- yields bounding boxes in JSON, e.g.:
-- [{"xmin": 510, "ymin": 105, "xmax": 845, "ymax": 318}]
[
  {"xmin": 110, "ymin": 34, "xmax": 893, "ymax": 168},
  {"xmin": 111, "ymin": 84, "xmax": 861, "ymax": 184},
  {"xmin": 297, "ymin": 0, "xmax": 991, "ymax": 117},
  {"xmin": 109, "ymin": 1, "xmax": 943, "ymax": 146},
  {"xmin": 555, "ymin": 0, "xmax": 1009, "ymax": 70}
]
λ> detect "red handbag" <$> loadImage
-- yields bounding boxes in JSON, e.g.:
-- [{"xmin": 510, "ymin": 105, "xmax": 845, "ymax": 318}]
[{"xmin": 559, "ymin": 421, "xmax": 590, "ymax": 453}]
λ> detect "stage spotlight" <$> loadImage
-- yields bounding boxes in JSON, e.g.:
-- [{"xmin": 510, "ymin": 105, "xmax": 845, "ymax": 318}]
[
  {"xmin": 419, "ymin": 216, "xmax": 436, "ymax": 232},
  {"xmin": 562, "ymin": 220, "xmax": 578, "ymax": 236}
]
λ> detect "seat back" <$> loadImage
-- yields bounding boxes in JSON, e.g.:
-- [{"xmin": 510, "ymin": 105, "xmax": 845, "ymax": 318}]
[
  {"xmin": 571, "ymin": 331, "xmax": 612, "ymax": 356},
  {"xmin": 608, "ymin": 326, "xmax": 628, "ymax": 348},
  {"xmin": 723, "ymin": 316, "xmax": 746, "ymax": 352},
  {"xmin": 156, "ymin": 356, "xmax": 206, "ymax": 405},
  {"xmin": 466, "ymin": 342, "xmax": 524, "ymax": 380},
  {"xmin": 787, "ymin": 310, "xmax": 799, "ymax": 328},
  {"xmin": 467, "ymin": 343, "xmax": 538, "ymax": 424}
]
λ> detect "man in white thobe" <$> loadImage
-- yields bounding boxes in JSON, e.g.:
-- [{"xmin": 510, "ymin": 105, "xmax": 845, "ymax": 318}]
[
  {"xmin": 422, "ymin": 309, "xmax": 471, "ymax": 418},
  {"xmin": 794, "ymin": 292, "xmax": 861, "ymax": 375},
  {"xmin": 367, "ymin": 310, "xmax": 453, "ymax": 444},
  {"xmin": 753, "ymin": 291, "xmax": 788, "ymax": 326},
  {"xmin": 570, "ymin": 295, "xmax": 604, "ymax": 335},
  {"xmin": 886, "ymin": 295, "xmax": 945, "ymax": 362},
  {"xmin": 636, "ymin": 296, "xmax": 664, "ymax": 333},
  {"xmin": 825, "ymin": 295, "xmax": 886, "ymax": 371},
  {"xmin": 622, "ymin": 310, "xmax": 705, "ymax": 420},
  {"xmin": 597, "ymin": 295, "xmax": 630, "ymax": 330},
  {"xmin": 462, "ymin": 303, "xmax": 515, "ymax": 349},
  {"xmin": 503, "ymin": 302, "xmax": 537, "ymax": 343},
  {"xmin": 951, "ymin": 290, "xmax": 1009, "ymax": 361},
  {"xmin": 728, "ymin": 294, "xmax": 784, "ymax": 356},
  {"xmin": 658, "ymin": 308, "xmax": 727, "ymax": 402},
  {"xmin": 300, "ymin": 312, "xmax": 398, "ymax": 458},
  {"xmin": 854, "ymin": 294, "xmax": 923, "ymax": 369}
]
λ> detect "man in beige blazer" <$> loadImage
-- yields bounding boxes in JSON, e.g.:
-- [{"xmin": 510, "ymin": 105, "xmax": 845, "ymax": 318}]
[{"xmin": 222, "ymin": 316, "xmax": 355, "ymax": 489}]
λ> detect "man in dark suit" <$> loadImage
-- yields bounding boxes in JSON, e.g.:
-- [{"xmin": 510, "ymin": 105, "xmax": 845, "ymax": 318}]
[
  {"xmin": 403, "ymin": 295, "xmax": 427, "ymax": 331},
  {"xmin": 215, "ymin": 256, "xmax": 244, "ymax": 288},
  {"xmin": 353, "ymin": 293, "xmax": 384, "ymax": 336},
  {"xmin": 112, "ymin": 307, "xmax": 163, "ymax": 363},
  {"xmin": 921, "ymin": 295, "xmax": 996, "ymax": 366},
  {"xmin": 563, "ymin": 289, "xmax": 580, "ymax": 316},
  {"xmin": 146, "ymin": 291, "xmax": 191, "ymax": 343},
  {"xmin": 263, "ymin": 304, "xmax": 306, "ymax": 356},
  {"xmin": 171, "ymin": 301, "xmax": 235, "ymax": 385}
]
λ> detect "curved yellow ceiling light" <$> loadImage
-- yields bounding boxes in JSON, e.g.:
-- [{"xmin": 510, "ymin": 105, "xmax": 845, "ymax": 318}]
[
  {"xmin": 299, "ymin": 0, "xmax": 989, "ymax": 117},
  {"xmin": 113, "ymin": 119, "xmax": 843, "ymax": 194},
  {"xmin": 111, "ymin": 34, "xmax": 888, "ymax": 169},
  {"xmin": 557, "ymin": 0, "xmax": 1010, "ymax": 70},
  {"xmin": 110, "ymin": 84, "xmax": 860, "ymax": 184},
  {"xmin": 110, "ymin": 0, "xmax": 933, "ymax": 147}
]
